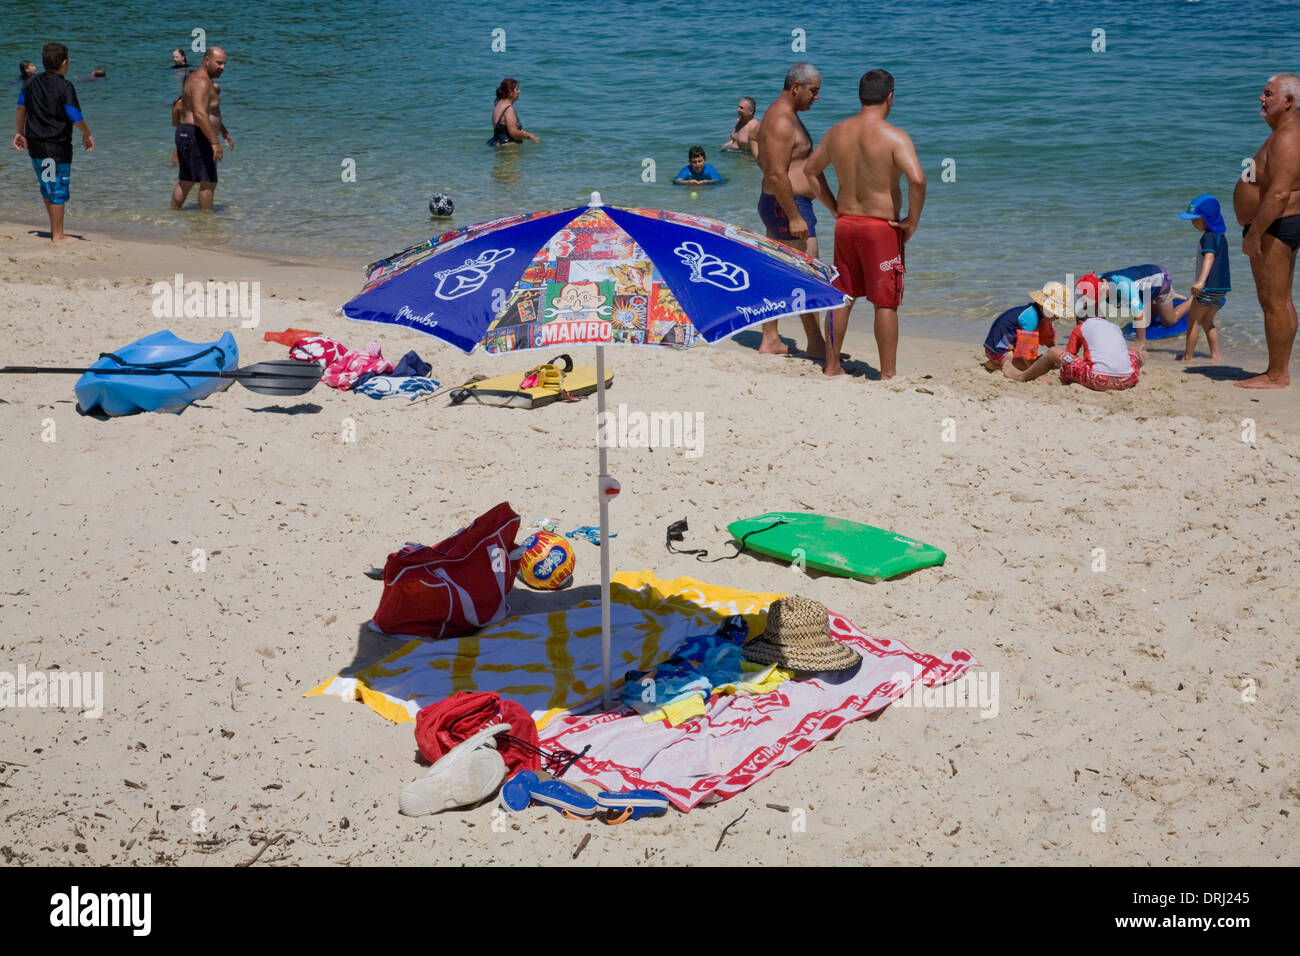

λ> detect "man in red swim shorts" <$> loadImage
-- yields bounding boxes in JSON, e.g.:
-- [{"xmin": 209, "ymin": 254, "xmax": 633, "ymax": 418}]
[{"xmin": 805, "ymin": 69, "xmax": 926, "ymax": 378}]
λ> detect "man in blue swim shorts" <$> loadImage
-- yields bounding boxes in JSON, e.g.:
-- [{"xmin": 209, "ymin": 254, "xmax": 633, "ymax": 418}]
[
  {"xmin": 753, "ymin": 62, "xmax": 838, "ymax": 357},
  {"xmin": 758, "ymin": 191, "xmax": 817, "ymax": 241},
  {"xmin": 12, "ymin": 42, "xmax": 94, "ymax": 243}
]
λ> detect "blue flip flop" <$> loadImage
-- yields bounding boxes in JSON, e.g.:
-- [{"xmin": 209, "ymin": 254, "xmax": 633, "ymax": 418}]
[
  {"xmin": 531, "ymin": 779, "xmax": 598, "ymax": 819},
  {"xmin": 500, "ymin": 770, "xmax": 599, "ymax": 819},
  {"xmin": 595, "ymin": 789, "xmax": 670, "ymax": 823},
  {"xmin": 500, "ymin": 770, "xmax": 538, "ymax": 813}
]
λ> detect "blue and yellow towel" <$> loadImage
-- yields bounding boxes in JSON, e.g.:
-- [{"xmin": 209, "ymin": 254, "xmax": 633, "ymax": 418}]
[{"xmin": 307, "ymin": 571, "xmax": 786, "ymax": 722}]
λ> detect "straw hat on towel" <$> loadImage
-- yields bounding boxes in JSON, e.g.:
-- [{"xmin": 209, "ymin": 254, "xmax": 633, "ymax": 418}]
[{"xmin": 742, "ymin": 596, "xmax": 861, "ymax": 672}]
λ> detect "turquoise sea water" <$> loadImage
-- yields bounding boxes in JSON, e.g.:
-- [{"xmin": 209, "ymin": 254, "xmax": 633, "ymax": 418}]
[{"xmin": 2, "ymin": 0, "xmax": 1296, "ymax": 349}]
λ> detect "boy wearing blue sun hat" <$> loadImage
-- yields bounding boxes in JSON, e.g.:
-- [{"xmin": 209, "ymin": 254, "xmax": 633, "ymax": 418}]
[{"xmin": 1176, "ymin": 193, "xmax": 1230, "ymax": 362}]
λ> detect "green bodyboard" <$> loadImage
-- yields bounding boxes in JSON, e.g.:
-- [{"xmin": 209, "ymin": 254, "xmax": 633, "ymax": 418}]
[{"xmin": 726, "ymin": 512, "xmax": 946, "ymax": 582}]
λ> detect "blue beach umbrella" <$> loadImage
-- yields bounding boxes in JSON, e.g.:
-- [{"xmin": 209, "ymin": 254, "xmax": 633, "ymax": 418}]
[{"xmin": 344, "ymin": 192, "xmax": 846, "ymax": 706}]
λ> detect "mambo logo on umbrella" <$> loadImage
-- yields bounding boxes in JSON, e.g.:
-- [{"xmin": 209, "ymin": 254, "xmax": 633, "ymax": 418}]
[
  {"xmin": 396, "ymin": 305, "xmax": 439, "ymax": 328},
  {"xmin": 675, "ymin": 241, "xmax": 749, "ymax": 291},
  {"xmin": 736, "ymin": 297, "xmax": 792, "ymax": 320},
  {"xmin": 434, "ymin": 248, "xmax": 516, "ymax": 300}
]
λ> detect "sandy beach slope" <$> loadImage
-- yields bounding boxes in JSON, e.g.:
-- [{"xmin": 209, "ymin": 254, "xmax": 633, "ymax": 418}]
[{"xmin": 0, "ymin": 224, "xmax": 1296, "ymax": 866}]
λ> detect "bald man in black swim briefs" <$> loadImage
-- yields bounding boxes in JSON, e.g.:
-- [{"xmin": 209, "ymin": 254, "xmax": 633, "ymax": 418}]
[{"xmin": 1233, "ymin": 73, "xmax": 1300, "ymax": 388}]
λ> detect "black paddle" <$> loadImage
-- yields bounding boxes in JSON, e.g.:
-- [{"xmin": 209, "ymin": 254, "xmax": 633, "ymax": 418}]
[{"xmin": 0, "ymin": 360, "xmax": 324, "ymax": 396}]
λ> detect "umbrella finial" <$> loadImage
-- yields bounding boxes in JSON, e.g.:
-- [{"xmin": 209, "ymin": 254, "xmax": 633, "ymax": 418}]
[{"xmin": 589, "ymin": 191, "xmax": 603, "ymax": 208}]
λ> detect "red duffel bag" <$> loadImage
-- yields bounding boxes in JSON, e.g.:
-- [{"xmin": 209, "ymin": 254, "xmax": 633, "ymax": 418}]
[
  {"xmin": 415, "ymin": 690, "xmax": 540, "ymax": 774},
  {"xmin": 370, "ymin": 501, "xmax": 522, "ymax": 639}
]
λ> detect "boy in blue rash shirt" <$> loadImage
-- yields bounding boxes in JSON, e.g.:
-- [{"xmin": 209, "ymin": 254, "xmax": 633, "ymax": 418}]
[
  {"xmin": 1097, "ymin": 262, "xmax": 1191, "ymax": 356},
  {"xmin": 1175, "ymin": 193, "xmax": 1230, "ymax": 362},
  {"xmin": 675, "ymin": 146, "xmax": 722, "ymax": 185},
  {"xmin": 12, "ymin": 42, "xmax": 94, "ymax": 243}
]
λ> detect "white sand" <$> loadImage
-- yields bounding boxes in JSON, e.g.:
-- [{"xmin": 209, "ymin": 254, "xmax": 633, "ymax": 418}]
[{"xmin": 1, "ymin": 223, "xmax": 1296, "ymax": 866}]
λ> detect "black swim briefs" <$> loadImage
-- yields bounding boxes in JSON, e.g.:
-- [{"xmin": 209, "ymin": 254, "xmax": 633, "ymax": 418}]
[{"xmin": 1243, "ymin": 213, "xmax": 1300, "ymax": 251}]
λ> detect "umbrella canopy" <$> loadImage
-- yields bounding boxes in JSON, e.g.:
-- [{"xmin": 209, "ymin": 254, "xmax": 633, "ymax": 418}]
[
  {"xmin": 343, "ymin": 193, "xmax": 845, "ymax": 353},
  {"xmin": 344, "ymin": 193, "xmax": 846, "ymax": 708}
]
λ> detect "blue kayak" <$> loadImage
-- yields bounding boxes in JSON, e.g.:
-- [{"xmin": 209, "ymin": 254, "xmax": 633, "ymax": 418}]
[{"xmin": 74, "ymin": 330, "xmax": 239, "ymax": 416}]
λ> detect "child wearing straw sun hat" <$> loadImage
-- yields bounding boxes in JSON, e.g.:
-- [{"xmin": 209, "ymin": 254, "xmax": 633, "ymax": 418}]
[
  {"xmin": 995, "ymin": 281, "xmax": 1073, "ymax": 383},
  {"xmin": 981, "ymin": 282, "xmax": 1063, "ymax": 376}
]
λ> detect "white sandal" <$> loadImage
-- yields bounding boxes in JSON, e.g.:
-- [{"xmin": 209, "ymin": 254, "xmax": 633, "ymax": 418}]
[{"xmin": 398, "ymin": 722, "xmax": 511, "ymax": 816}]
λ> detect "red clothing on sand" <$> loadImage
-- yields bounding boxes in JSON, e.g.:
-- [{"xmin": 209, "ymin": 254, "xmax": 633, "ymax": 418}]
[
  {"xmin": 263, "ymin": 327, "xmax": 320, "ymax": 347},
  {"xmin": 832, "ymin": 215, "xmax": 905, "ymax": 308},
  {"xmin": 1059, "ymin": 351, "xmax": 1140, "ymax": 390},
  {"xmin": 415, "ymin": 691, "xmax": 540, "ymax": 774}
]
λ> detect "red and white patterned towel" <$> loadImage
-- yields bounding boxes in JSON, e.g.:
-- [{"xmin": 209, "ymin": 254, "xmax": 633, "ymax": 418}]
[{"xmin": 539, "ymin": 611, "xmax": 978, "ymax": 811}]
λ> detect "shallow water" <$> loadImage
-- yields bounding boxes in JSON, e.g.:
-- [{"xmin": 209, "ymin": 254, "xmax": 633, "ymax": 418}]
[{"xmin": 2, "ymin": 0, "xmax": 1295, "ymax": 351}]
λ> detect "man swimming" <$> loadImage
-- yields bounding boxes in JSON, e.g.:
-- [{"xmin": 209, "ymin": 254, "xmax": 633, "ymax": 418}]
[
  {"xmin": 753, "ymin": 62, "xmax": 837, "ymax": 357},
  {"xmin": 723, "ymin": 96, "xmax": 760, "ymax": 156},
  {"xmin": 805, "ymin": 69, "xmax": 925, "ymax": 378},
  {"xmin": 1233, "ymin": 72, "xmax": 1300, "ymax": 388}
]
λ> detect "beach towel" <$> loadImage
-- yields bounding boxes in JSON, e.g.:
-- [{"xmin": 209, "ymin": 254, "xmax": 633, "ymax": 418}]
[
  {"xmin": 539, "ymin": 607, "xmax": 978, "ymax": 811},
  {"xmin": 308, "ymin": 572, "xmax": 786, "ymax": 722},
  {"xmin": 353, "ymin": 375, "xmax": 441, "ymax": 400}
]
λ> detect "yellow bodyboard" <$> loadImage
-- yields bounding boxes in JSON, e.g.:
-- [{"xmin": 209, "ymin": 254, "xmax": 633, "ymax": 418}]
[{"xmin": 451, "ymin": 363, "xmax": 613, "ymax": 408}]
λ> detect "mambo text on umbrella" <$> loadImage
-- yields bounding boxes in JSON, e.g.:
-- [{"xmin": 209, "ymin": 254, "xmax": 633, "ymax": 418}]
[{"xmin": 392, "ymin": 309, "xmax": 615, "ymax": 344}]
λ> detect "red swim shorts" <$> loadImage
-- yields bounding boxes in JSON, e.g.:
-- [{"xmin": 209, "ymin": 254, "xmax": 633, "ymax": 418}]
[
  {"xmin": 832, "ymin": 215, "xmax": 904, "ymax": 308},
  {"xmin": 1059, "ymin": 351, "xmax": 1140, "ymax": 391}
]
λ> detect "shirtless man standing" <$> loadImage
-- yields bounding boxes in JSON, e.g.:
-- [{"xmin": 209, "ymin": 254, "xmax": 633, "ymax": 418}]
[
  {"xmin": 805, "ymin": 69, "xmax": 925, "ymax": 378},
  {"xmin": 753, "ymin": 63, "xmax": 837, "ymax": 357},
  {"xmin": 723, "ymin": 96, "xmax": 760, "ymax": 156},
  {"xmin": 1233, "ymin": 73, "xmax": 1300, "ymax": 389},
  {"xmin": 171, "ymin": 46, "xmax": 231, "ymax": 212}
]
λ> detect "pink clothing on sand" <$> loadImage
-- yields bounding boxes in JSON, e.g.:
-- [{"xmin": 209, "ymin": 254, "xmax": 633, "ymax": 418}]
[
  {"xmin": 289, "ymin": 335, "xmax": 349, "ymax": 368},
  {"xmin": 322, "ymin": 342, "xmax": 394, "ymax": 390}
]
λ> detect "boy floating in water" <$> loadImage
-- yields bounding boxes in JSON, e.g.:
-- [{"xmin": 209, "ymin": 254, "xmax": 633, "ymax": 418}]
[
  {"xmin": 1175, "ymin": 193, "xmax": 1230, "ymax": 362},
  {"xmin": 674, "ymin": 146, "xmax": 722, "ymax": 185}
]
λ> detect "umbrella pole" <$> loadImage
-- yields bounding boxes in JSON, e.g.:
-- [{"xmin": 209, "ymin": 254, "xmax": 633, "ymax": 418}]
[{"xmin": 596, "ymin": 344, "xmax": 612, "ymax": 710}]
